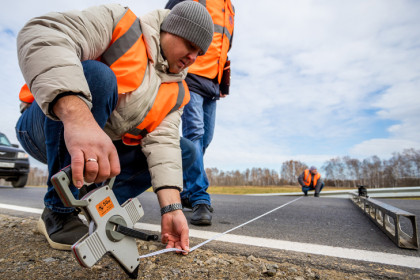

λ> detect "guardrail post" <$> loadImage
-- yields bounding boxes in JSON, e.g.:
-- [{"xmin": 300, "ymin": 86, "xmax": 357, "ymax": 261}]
[{"xmin": 351, "ymin": 194, "xmax": 418, "ymax": 250}]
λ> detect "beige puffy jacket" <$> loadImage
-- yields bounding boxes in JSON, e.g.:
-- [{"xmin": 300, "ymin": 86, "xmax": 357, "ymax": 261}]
[{"xmin": 17, "ymin": 4, "xmax": 188, "ymax": 191}]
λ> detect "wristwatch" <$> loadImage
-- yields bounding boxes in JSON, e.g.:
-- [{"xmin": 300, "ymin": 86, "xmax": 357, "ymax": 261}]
[{"xmin": 160, "ymin": 203, "xmax": 183, "ymax": 216}]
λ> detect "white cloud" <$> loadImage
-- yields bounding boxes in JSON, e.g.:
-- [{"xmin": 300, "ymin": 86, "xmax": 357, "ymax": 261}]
[
  {"xmin": 212, "ymin": 0, "xmax": 420, "ymax": 170},
  {"xmin": 350, "ymin": 138, "xmax": 420, "ymax": 158},
  {"xmin": 1, "ymin": 0, "xmax": 420, "ymax": 172}
]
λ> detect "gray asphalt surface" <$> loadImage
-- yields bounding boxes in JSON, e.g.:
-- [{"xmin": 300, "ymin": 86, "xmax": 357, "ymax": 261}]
[{"xmin": 1, "ymin": 185, "xmax": 419, "ymax": 258}]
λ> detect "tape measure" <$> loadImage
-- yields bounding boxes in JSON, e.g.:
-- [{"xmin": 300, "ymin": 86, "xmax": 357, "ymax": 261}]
[{"xmin": 138, "ymin": 196, "xmax": 303, "ymax": 259}]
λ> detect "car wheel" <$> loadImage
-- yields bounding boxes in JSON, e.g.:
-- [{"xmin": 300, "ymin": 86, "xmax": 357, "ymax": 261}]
[{"xmin": 12, "ymin": 174, "xmax": 28, "ymax": 188}]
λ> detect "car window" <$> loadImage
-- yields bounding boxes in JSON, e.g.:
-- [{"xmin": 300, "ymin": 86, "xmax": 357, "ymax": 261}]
[{"xmin": 0, "ymin": 133, "xmax": 12, "ymax": 146}]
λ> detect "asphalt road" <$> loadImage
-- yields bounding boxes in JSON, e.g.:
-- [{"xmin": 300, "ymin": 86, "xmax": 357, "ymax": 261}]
[{"xmin": 1, "ymin": 185, "xmax": 419, "ymax": 259}]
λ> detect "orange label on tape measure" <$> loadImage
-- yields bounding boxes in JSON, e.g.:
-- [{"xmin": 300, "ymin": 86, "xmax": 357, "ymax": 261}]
[{"xmin": 96, "ymin": 196, "xmax": 114, "ymax": 217}]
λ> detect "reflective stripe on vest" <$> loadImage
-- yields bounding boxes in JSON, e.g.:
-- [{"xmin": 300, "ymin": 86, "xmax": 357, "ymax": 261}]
[
  {"xmin": 19, "ymin": 8, "xmax": 147, "ymax": 102},
  {"xmin": 101, "ymin": 8, "xmax": 148, "ymax": 94},
  {"xmin": 121, "ymin": 81, "xmax": 190, "ymax": 146},
  {"xmin": 303, "ymin": 169, "xmax": 320, "ymax": 187},
  {"xmin": 189, "ymin": 0, "xmax": 235, "ymax": 83}
]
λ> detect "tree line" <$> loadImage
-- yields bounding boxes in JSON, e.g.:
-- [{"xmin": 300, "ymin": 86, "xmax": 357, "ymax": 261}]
[
  {"xmin": 207, "ymin": 149, "xmax": 420, "ymax": 188},
  {"xmin": 4, "ymin": 148, "xmax": 419, "ymax": 188}
]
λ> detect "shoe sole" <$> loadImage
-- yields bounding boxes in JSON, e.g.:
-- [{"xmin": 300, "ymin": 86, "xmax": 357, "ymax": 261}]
[
  {"xmin": 190, "ymin": 219, "xmax": 212, "ymax": 226},
  {"xmin": 37, "ymin": 218, "xmax": 72, "ymax": 251}
]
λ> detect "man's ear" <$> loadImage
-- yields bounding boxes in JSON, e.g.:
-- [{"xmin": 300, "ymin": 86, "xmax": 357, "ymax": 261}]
[{"xmin": 160, "ymin": 31, "xmax": 168, "ymax": 59}]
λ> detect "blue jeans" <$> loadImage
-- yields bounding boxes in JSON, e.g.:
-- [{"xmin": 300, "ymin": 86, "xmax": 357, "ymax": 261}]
[
  {"xmin": 302, "ymin": 182, "xmax": 325, "ymax": 195},
  {"xmin": 15, "ymin": 60, "xmax": 195, "ymax": 212},
  {"xmin": 181, "ymin": 91, "xmax": 216, "ymax": 207}
]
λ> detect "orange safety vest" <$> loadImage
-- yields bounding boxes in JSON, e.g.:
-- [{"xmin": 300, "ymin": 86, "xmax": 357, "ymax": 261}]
[
  {"xmin": 19, "ymin": 8, "xmax": 190, "ymax": 145},
  {"xmin": 189, "ymin": 0, "xmax": 235, "ymax": 83},
  {"xmin": 122, "ymin": 81, "xmax": 190, "ymax": 145},
  {"xmin": 19, "ymin": 9, "xmax": 147, "ymax": 101},
  {"xmin": 303, "ymin": 169, "xmax": 321, "ymax": 187}
]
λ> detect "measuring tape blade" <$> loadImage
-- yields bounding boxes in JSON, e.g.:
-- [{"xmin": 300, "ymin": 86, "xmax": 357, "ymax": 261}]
[{"xmin": 138, "ymin": 196, "xmax": 303, "ymax": 258}]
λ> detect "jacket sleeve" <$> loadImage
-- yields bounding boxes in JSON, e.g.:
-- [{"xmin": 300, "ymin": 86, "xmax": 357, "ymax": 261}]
[
  {"xmin": 17, "ymin": 4, "xmax": 126, "ymax": 119},
  {"xmin": 140, "ymin": 109, "xmax": 184, "ymax": 192},
  {"xmin": 297, "ymin": 172, "xmax": 305, "ymax": 186}
]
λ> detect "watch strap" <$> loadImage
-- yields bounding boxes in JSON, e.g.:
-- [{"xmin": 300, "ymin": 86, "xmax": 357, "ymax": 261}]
[{"xmin": 160, "ymin": 203, "xmax": 183, "ymax": 216}]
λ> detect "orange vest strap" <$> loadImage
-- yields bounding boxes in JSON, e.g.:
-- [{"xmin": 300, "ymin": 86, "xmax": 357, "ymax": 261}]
[
  {"xmin": 122, "ymin": 81, "xmax": 190, "ymax": 146},
  {"xmin": 101, "ymin": 8, "xmax": 148, "ymax": 94},
  {"xmin": 19, "ymin": 84, "xmax": 34, "ymax": 103}
]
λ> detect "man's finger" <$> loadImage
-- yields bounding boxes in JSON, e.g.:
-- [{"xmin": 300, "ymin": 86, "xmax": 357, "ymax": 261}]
[
  {"xmin": 166, "ymin": 240, "xmax": 175, "ymax": 249},
  {"xmin": 96, "ymin": 157, "xmax": 110, "ymax": 183},
  {"xmin": 180, "ymin": 230, "xmax": 190, "ymax": 255},
  {"xmin": 71, "ymin": 151, "xmax": 85, "ymax": 188},
  {"xmin": 175, "ymin": 243, "xmax": 183, "ymax": 254},
  {"xmin": 84, "ymin": 158, "xmax": 99, "ymax": 183},
  {"xmin": 161, "ymin": 233, "xmax": 169, "ymax": 244},
  {"xmin": 109, "ymin": 149, "xmax": 121, "ymax": 178}
]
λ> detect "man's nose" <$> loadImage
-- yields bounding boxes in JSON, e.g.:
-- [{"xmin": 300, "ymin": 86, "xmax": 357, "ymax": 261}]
[{"xmin": 187, "ymin": 51, "xmax": 199, "ymax": 63}]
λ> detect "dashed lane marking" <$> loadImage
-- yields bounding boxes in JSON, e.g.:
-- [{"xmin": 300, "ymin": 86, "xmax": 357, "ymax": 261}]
[{"xmin": 1, "ymin": 203, "xmax": 419, "ymax": 269}]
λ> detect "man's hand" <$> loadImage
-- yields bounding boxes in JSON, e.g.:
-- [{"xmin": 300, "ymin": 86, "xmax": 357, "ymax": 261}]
[
  {"xmin": 157, "ymin": 188, "xmax": 189, "ymax": 254},
  {"xmin": 53, "ymin": 95, "xmax": 120, "ymax": 188},
  {"xmin": 161, "ymin": 210, "xmax": 189, "ymax": 255}
]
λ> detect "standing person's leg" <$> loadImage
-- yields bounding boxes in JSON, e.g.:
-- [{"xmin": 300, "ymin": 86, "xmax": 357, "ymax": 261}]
[
  {"xmin": 15, "ymin": 60, "xmax": 118, "ymax": 250},
  {"xmin": 181, "ymin": 91, "xmax": 214, "ymax": 225},
  {"xmin": 202, "ymin": 98, "xmax": 217, "ymax": 153}
]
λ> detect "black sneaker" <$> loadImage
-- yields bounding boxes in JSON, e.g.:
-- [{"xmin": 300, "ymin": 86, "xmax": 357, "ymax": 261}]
[
  {"xmin": 37, "ymin": 207, "xmax": 88, "ymax": 251},
  {"xmin": 181, "ymin": 197, "xmax": 193, "ymax": 209},
  {"xmin": 191, "ymin": 204, "xmax": 213, "ymax": 226},
  {"xmin": 314, "ymin": 193, "xmax": 320, "ymax": 197}
]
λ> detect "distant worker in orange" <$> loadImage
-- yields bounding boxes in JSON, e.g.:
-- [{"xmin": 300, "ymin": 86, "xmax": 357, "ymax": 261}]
[{"xmin": 298, "ymin": 166, "xmax": 324, "ymax": 197}]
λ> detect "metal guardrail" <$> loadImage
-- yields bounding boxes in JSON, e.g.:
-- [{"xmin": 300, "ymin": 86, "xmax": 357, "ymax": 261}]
[
  {"xmin": 248, "ymin": 186, "xmax": 420, "ymax": 249},
  {"xmin": 351, "ymin": 194, "xmax": 419, "ymax": 250}
]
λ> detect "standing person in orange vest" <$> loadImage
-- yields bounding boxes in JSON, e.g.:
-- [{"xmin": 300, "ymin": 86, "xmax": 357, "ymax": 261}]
[
  {"xmin": 298, "ymin": 166, "xmax": 325, "ymax": 197},
  {"xmin": 165, "ymin": 0, "xmax": 235, "ymax": 226},
  {"xmin": 15, "ymin": 2, "xmax": 213, "ymax": 253}
]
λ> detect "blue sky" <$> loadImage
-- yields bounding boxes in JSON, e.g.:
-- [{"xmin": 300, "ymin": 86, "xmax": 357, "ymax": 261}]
[{"xmin": 1, "ymin": 0, "xmax": 420, "ymax": 173}]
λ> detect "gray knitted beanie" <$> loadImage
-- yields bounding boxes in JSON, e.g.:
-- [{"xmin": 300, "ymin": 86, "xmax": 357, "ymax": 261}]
[{"xmin": 161, "ymin": 1, "xmax": 214, "ymax": 54}]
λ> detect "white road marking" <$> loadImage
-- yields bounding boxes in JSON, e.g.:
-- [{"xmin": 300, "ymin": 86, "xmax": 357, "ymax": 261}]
[
  {"xmin": 0, "ymin": 203, "xmax": 42, "ymax": 214},
  {"xmin": 135, "ymin": 223, "xmax": 420, "ymax": 269},
  {"xmin": 1, "ymin": 203, "xmax": 419, "ymax": 269}
]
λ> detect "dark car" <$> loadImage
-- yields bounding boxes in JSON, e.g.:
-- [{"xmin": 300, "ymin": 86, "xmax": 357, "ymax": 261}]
[{"xmin": 0, "ymin": 132, "xmax": 30, "ymax": 188}]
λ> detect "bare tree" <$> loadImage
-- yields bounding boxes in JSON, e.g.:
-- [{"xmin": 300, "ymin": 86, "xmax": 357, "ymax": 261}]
[
  {"xmin": 280, "ymin": 160, "xmax": 307, "ymax": 185},
  {"xmin": 204, "ymin": 149, "xmax": 420, "ymax": 187}
]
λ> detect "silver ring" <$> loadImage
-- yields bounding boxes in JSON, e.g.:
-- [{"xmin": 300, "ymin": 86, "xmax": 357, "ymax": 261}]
[{"xmin": 86, "ymin": 158, "xmax": 97, "ymax": 163}]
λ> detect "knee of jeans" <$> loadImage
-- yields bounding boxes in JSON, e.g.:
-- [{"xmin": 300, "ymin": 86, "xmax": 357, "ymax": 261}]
[
  {"xmin": 82, "ymin": 60, "xmax": 117, "ymax": 96},
  {"xmin": 82, "ymin": 60, "xmax": 114, "ymax": 78},
  {"xmin": 180, "ymin": 138, "xmax": 197, "ymax": 170},
  {"xmin": 182, "ymin": 126, "xmax": 205, "ymax": 142}
]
